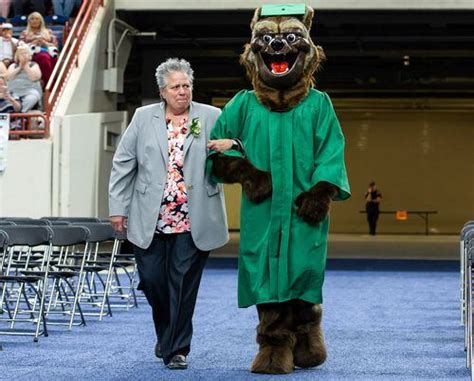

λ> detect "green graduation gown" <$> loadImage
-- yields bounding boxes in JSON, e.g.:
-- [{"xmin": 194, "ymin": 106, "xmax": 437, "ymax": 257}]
[{"xmin": 208, "ymin": 89, "xmax": 351, "ymax": 308}]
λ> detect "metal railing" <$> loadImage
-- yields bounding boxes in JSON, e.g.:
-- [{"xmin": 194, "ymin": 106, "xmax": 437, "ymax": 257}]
[
  {"xmin": 44, "ymin": 0, "xmax": 104, "ymax": 118},
  {"xmin": 8, "ymin": 113, "xmax": 49, "ymax": 138}
]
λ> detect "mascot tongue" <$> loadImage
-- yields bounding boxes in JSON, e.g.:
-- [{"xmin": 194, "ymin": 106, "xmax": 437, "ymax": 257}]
[{"xmin": 270, "ymin": 61, "xmax": 289, "ymax": 74}]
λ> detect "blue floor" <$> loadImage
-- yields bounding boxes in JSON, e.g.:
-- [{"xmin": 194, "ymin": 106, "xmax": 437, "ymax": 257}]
[{"xmin": 0, "ymin": 261, "xmax": 469, "ymax": 380}]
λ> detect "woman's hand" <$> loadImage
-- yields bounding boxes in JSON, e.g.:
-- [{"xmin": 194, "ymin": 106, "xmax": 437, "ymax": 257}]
[
  {"xmin": 110, "ymin": 216, "xmax": 128, "ymax": 233},
  {"xmin": 18, "ymin": 54, "xmax": 29, "ymax": 67},
  {"xmin": 33, "ymin": 38, "xmax": 47, "ymax": 47},
  {"xmin": 207, "ymin": 139, "xmax": 234, "ymax": 153}
]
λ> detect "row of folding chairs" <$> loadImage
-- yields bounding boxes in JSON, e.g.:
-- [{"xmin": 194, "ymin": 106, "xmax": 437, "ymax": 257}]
[
  {"xmin": 461, "ymin": 220, "xmax": 474, "ymax": 379},
  {"xmin": 0, "ymin": 217, "xmax": 139, "ymax": 344}
]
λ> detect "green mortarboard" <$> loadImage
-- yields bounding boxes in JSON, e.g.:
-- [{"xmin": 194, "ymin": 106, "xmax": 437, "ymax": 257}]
[{"xmin": 260, "ymin": 4, "xmax": 306, "ymax": 17}]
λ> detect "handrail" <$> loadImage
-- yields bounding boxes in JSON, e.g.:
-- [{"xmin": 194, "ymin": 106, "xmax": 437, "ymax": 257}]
[
  {"xmin": 8, "ymin": 113, "xmax": 50, "ymax": 138},
  {"xmin": 44, "ymin": 0, "xmax": 104, "ymax": 118}
]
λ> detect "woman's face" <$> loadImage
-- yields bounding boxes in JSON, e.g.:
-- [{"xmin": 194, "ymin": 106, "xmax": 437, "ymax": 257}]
[
  {"xmin": 17, "ymin": 50, "xmax": 30, "ymax": 62},
  {"xmin": 29, "ymin": 15, "xmax": 42, "ymax": 29},
  {"xmin": 160, "ymin": 71, "xmax": 192, "ymax": 114},
  {"xmin": 1, "ymin": 29, "xmax": 12, "ymax": 38}
]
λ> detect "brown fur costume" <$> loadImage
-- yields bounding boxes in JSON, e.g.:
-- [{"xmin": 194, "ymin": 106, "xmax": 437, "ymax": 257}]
[{"xmin": 211, "ymin": 5, "xmax": 338, "ymax": 374}]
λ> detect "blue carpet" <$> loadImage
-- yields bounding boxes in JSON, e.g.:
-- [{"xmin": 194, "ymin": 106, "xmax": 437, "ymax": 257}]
[{"xmin": 0, "ymin": 262, "xmax": 469, "ymax": 380}]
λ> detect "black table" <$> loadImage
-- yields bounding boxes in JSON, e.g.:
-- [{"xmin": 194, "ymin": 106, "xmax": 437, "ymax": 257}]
[{"xmin": 359, "ymin": 210, "xmax": 438, "ymax": 235}]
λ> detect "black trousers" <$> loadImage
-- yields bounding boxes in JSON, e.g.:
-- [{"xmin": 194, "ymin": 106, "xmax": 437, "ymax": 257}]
[
  {"xmin": 133, "ymin": 233, "xmax": 208, "ymax": 364},
  {"xmin": 13, "ymin": 0, "xmax": 45, "ymax": 16},
  {"xmin": 367, "ymin": 210, "xmax": 379, "ymax": 235}
]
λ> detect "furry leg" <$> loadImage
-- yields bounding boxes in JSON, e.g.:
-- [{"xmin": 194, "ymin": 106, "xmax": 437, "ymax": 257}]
[
  {"xmin": 251, "ymin": 302, "xmax": 296, "ymax": 374},
  {"xmin": 291, "ymin": 301, "xmax": 327, "ymax": 368}
]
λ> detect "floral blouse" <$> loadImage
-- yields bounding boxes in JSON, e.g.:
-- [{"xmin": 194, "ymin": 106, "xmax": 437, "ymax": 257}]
[{"xmin": 156, "ymin": 117, "xmax": 190, "ymax": 234}]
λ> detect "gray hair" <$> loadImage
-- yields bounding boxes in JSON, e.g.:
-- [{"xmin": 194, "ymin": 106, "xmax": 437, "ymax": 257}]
[{"xmin": 155, "ymin": 58, "xmax": 194, "ymax": 89}]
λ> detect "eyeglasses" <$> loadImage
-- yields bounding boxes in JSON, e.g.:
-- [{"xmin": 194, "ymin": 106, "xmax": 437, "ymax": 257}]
[{"xmin": 167, "ymin": 84, "xmax": 192, "ymax": 91}]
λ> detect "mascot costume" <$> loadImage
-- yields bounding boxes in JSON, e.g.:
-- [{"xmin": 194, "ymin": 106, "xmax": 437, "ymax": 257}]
[{"xmin": 207, "ymin": 4, "xmax": 351, "ymax": 374}]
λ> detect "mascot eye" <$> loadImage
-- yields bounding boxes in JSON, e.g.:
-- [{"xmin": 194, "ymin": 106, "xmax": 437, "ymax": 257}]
[
  {"xmin": 286, "ymin": 34, "xmax": 297, "ymax": 43},
  {"xmin": 262, "ymin": 35, "xmax": 273, "ymax": 44}
]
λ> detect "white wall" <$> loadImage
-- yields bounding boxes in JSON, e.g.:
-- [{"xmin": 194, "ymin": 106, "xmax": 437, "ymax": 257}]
[
  {"xmin": 0, "ymin": 140, "xmax": 52, "ymax": 217},
  {"xmin": 52, "ymin": 112, "xmax": 126, "ymax": 218},
  {"xmin": 115, "ymin": 0, "xmax": 474, "ymax": 10}
]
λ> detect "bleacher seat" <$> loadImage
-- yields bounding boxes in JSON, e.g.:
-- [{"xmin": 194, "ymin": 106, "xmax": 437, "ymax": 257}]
[
  {"xmin": 44, "ymin": 15, "xmax": 69, "ymax": 25},
  {"xmin": 9, "ymin": 15, "xmax": 27, "ymax": 27}
]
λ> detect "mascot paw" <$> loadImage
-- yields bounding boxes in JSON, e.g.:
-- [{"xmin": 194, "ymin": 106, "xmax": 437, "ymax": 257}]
[
  {"xmin": 251, "ymin": 345, "xmax": 294, "ymax": 374},
  {"xmin": 243, "ymin": 170, "xmax": 272, "ymax": 203},
  {"xmin": 295, "ymin": 182, "xmax": 338, "ymax": 224},
  {"xmin": 295, "ymin": 191, "xmax": 329, "ymax": 224}
]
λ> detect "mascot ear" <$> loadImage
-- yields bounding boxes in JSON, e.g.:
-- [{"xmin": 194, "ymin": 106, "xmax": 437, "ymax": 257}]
[
  {"xmin": 250, "ymin": 7, "xmax": 262, "ymax": 29},
  {"xmin": 302, "ymin": 6, "xmax": 314, "ymax": 30}
]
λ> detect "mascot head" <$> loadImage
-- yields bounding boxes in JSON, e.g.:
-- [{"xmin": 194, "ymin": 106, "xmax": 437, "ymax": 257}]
[{"xmin": 241, "ymin": 4, "xmax": 325, "ymax": 111}]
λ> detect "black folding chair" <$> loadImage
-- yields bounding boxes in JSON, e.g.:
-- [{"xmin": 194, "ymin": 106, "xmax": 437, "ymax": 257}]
[
  {"xmin": 461, "ymin": 221, "xmax": 474, "ymax": 325},
  {"xmin": 466, "ymin": 235, "xmax": 474, "ymax": 378},
  {"xmin": 42, "ymin": 217, "xmax": 101, "ymax": 223},
  {"xmin": 42, "ymin": 226, "xmax": 90, "ymax": 329},
  {"xmin": 59, "ymin": 223, "xmax": 118, "ymax": 320},
  {"xmin": 0, "ymin": 226, "xmax": 53, "ymax": 341},
  {"xmin": 0, "ymin": 230, "xmax": 7, "ymax": 351}
]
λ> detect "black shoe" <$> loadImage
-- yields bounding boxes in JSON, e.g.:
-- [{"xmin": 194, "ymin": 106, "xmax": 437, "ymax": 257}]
[
  {"xmin": 167, "ymin": 354, "xmax": 188, "ymax": 370},
  {"xmin": 155, "ymin": 342, "xmax": 162, "ymax": 358}
]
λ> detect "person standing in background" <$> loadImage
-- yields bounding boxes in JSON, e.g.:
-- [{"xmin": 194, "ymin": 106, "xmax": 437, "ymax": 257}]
[
  {"xmin": 13, "ymin": 0, "xmax": 44, "ymax": 16},
  {"xmin": 365, "ymin": 181, "xmax": 382, "ymax": 235},
  {"xmin": 52, "ymin": 0, "xmax": 80, "ymax": 18},
  {"xmin": 0, "ymin": 0, "xmax": 11, "ymax": 18}
]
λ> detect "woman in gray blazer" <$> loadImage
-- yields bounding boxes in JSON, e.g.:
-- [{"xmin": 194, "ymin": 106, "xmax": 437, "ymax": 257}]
[{"xmin": 109, "ymin": 58, "xmax": 232, "ymax": 370}]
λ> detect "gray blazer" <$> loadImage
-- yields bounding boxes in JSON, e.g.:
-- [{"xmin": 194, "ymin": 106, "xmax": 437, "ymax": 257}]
[{"xmin": 108, "ymin": 101, "xmax": 229, "ymax": 250}]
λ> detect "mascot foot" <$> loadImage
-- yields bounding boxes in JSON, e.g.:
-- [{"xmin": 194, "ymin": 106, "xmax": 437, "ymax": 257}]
[
  {"xmin": 251, "ymin": 342, "xmax": 295, "ymax": 374},
  {"xmin": 293, "ymin": 304, "xmax": 327, "ymax": 368},
  {"xmin": 252, "ymin": 303, "xmax": 296, "ymax": 374}
]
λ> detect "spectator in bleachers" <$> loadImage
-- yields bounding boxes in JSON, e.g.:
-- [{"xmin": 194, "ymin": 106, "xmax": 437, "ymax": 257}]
[
  {"xmin": 13, "ymin": 0, "xmax": 44, "ymax": 16},
  {"xmin": 52, "ymin": 0, "xmax": 77, "ymax": 18},
  {"xmin": 7, "ymin": 42, "xmax": 42, "ymax": 112},
  {"xmin": 0, "ymin": 23, "xmax": 18, "ymax": 67},
  {"xmin": 19, "ymin": 12, "xmax": 58, "ymax": 86},
  {"xmin": 0, "ymin": 75, "xmax": 21, "ymax": 113},
  {"xmin": 0, "ymin": 0, "xmax": 12, "ymax": 18}
]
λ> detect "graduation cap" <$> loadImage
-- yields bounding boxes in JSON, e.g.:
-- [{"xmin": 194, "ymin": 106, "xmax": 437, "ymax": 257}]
[
  {"xmin": 250, "ymin": 4, "xmax": 313, "ymax": 31},
  {"xmin": 260, "ymin": 4, "xmax": 306, "ymax": 17}
]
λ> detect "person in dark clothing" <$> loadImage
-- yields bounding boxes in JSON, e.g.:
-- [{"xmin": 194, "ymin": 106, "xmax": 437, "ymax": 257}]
[
  {"xmin": 365, "ymin": 182, "xmax": 382, "ymax": 235},
  {"xmin": 13, "ymin": 0, "xmax": 45, "ymax": 16}
]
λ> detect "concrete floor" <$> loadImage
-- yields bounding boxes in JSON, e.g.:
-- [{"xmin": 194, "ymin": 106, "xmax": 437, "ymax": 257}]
[{"xmin": 212, "ymin": 232, "xmax": 459, "ymax": 260}]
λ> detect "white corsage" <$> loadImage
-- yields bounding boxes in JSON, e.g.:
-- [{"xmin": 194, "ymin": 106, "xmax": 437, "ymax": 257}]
[{"xmin": 188, "ymin": 117, "xmax": 201, "ymax": 137}]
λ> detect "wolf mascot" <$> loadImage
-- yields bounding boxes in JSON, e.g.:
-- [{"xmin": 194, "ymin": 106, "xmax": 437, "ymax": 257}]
[{"xmin": 207, "ymin": 4, "xmax": 351, "ymax": 374}]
